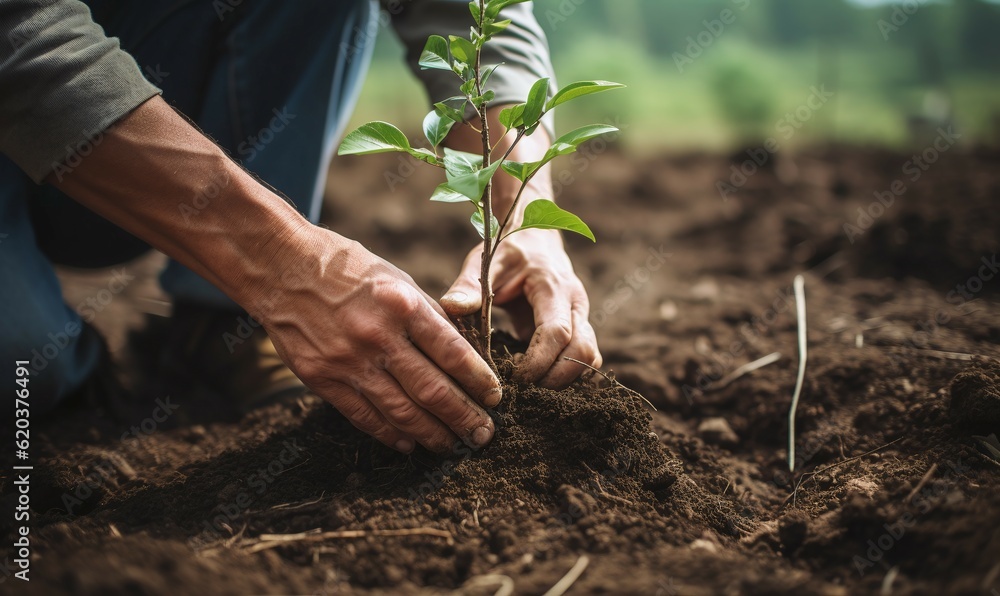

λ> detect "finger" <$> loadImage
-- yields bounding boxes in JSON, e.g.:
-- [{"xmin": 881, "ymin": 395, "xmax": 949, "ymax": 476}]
[
  {"xmin": 385, "ymin": 342, "xmax": 495, "ymax": 450},
  {"xmin": 517, "ymin": 279, "xmax": 574, "ymax": 384},
  {"xmin": 360, "ymin": 370, "xmax": 457, "ymax": 453},
  {"xmin": 406, "ymin": 305, "xmax": 503, "ymax": 408},
  {"xmin": 539, "ymin": 303, "xmax": 603, "ymax": 389},
  {"xmin": 318, "ymin": 381, "xmax": 416, "ymax": 453},
  {"xmin": 440, "ymin": 248, "xmax": 483, "ymax": 316}
]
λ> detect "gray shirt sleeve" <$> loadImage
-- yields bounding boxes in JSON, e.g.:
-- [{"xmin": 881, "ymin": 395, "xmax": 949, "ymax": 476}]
[
  {"xmin": 386, "ymin": 0, "xmax": 556, "ymax": 137},
  {"xmin": 0, "ymin": 0, "xmax": 160, "ymax": 183}
]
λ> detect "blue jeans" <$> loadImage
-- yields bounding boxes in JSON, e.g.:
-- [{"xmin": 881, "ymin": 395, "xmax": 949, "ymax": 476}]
[{"xmin": 0, "ymin": 0, "xmax": 378, "ymax": 411}]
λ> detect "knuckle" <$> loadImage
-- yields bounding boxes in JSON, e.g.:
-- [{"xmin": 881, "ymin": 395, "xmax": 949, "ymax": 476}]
[
  {"xmin": 539, "ymin": 319, "xmax": 573, "ymax": 346},
  {"xmin": 413, "ymin": 378, "xmax": 457, "ymax": 411},
  {"xmin": 342, "ymin": 403, "xmax": 384, "ymax": 434},
  {"xmin": 292, "ymin": 358, "xmax": 327, "ymax": 384},
  {"xmin": 370, "ymin": 280, "xmax": 421, "ymax": 317},
  {"xmin": 438, "ymin": 334, "xmax": 477, "ymax": 372},
  {"xmin": 384, "ymin": 400, "xmax": 424, "ymax": 428}
]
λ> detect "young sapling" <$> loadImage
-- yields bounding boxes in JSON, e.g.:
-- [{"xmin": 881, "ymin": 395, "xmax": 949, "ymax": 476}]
[{"xmin": 338, "ymin": 0, "xmax": 624, "ymax": 369}]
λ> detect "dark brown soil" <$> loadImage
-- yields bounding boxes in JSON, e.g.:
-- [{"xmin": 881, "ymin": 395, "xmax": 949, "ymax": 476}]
[{"xmin": 3, "ymin": 146, "xmax": 1000, "ymax": 595}]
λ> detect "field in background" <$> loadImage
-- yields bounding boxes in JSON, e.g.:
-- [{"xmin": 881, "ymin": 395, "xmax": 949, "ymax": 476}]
[{"xmin": 346, "ymin": 0, "xmax": 1000, "ymax": 152}]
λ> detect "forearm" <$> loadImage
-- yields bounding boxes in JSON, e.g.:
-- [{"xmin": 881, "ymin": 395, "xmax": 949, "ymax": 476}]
[
  {"xmin": 444, "ymin": 105, "xmax": 556, "ymax": 233},
  {"xmin": 49, "ymin": 96, "xmax": 335, "ymax": 316}
]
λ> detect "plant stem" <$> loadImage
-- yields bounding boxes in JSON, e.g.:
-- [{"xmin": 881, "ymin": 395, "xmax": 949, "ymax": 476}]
[{"xmin": 475, "ymin": 0, "xmax": 496, "ymax": 370}]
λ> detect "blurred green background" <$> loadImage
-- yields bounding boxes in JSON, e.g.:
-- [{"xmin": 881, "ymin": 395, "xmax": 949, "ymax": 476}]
[{"xmin": 347, "ymin": 0, "xmax": 1000, "ymax": 151}]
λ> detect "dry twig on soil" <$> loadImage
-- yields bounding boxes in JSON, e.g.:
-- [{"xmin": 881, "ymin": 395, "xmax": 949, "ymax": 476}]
[
  {"xmin": 788, "ymin": 275, "xmax": 808, "ymax": 472},
  {"xmin": 564, "ymin": 357, "xmax": 656, "ymax": 411},
  {"xmin": 905, "ymin": 464, "xmax": 939, "ymax": 503},
  {"xmin": 703, "ymin": 351, "xmax": 782, "ymax": 392},
  {"xmin": 241, "ymin": 527, "xmax": 454, "ymax": 553},
  {"xmin": 543, "ymin": 555, "xmax": 590, "ymax": 596}
]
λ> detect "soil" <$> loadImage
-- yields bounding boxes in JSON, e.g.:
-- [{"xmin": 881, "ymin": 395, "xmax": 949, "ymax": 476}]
[{"xmin": 2, "ymin": 145, "xmax": 1000, "ymax": 595}]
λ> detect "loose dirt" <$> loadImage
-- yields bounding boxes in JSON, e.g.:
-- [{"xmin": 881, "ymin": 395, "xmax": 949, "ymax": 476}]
[{"xmin": 3, "ymin": 146, "xmax": 999, "ymax": 595}]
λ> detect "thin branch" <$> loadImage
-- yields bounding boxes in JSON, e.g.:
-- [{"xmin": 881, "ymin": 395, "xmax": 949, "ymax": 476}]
[
  {"xmin": 491, "ymin": 171, "xmax": 536, "ymax": 260},
  {"xmin": 788, "ymin": 274, "xmax": 808, "ymax": 472},
  {"xmin": 543, "ymin": 555, "xmax": 590, "ymax": 596},
  {"xmin": 563, "ymin": 356, "xmax": 656, "ymax": 411},
  {"xmin": 463, "ymin": 575, "xmax": 515, "ymax": 596},
  {"xmin": 243, "ymin": 528, "xmax": 454, "ymax": 553},
  {"xmin": 703, "ymin": 352, "xmax": 782, "ymax": 393},
  {"xmin": 905, "ymin": 464, "xmax": 938, "ymax": 504},
  {"xmin": 783, "ymin": 437, "xmax": 903, "ymax": 507}
]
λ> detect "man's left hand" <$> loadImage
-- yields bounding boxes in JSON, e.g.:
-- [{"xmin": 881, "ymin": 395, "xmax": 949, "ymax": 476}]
[{"xmin": 440, "ymin": 227, "xmax": 601, "ymax": 389}]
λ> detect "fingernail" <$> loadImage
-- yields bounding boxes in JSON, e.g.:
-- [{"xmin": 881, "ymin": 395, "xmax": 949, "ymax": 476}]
[
  {"xmin": 395, "ymin": 439, "xmax": 415, "ymax": 453},
  {"xmin": 480, "ymin": 386, "xmax": 502, "ymax": 408},
  {"xmin": 442, "ymin": 292, "xmax": 468, "ymax": 304},
  {"xmin": 471, "ymin": 425, "xmax": 493, "ymax": 448}
]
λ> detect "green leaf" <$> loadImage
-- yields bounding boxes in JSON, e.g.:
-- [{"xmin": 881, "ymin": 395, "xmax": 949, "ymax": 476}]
[
  {"xmin": 446, "ymin": 161, "xmax": 502, "ymax": 201},
  {"xmin": 471, "ymin": 208, "xmax": 499, "ymax": 239},
  {"xmin": 443, "ymin": 148, "xmax": 483, "ymax": 178},
  {"xmin": 449, "ymin": 36, "xmax": 476, "ymax": 64},
  {"xmin": 434, "ymin": 99, "xmax": 466, "ymax": 123},
  {"xmin": 471, "ymin": 89, "xmax": 495, "ymax": 108},
  {"xmin": 497, "ymin": 124, "xmax": 618, "ymax": 179},
  {"xmin": 498, "ymin": 104, "xmax": 525, "ymax": 130},
  {"xmin": 419, "ymin": 35, "xmax": 451, "ymax": 71},
  {"xmin": 337, "ymin": 121, "xmax": 411, "ymax": 156},
  {"xmin": 486, "ymin": 0, "xmax": 529, "ymax": 19},
  {"xmin": 515, "ymin": 200, "xmax": 595, "ymax": 241},
  {"xmin": 423, "ymin": 110, "xmax": 455, "ymax": 148},
  {"xmin": 500, "ymin": 160, "xmax": 535, "ymax": 182},
  {"xmin": 482, "ymin": 63, "xmax": 502, "ymax": 87},
  {"xmin": 484, "ymin": 19, "xmax": 511, "ymax": 36},
  {"xmin": 468, "ymin": 1, "xmax": 481, "ymax": 26},
  {"xmin": 430, "ymin": 182, "xmax": 474, "ymax": 204},
  {"xmin": 522, "ymin": 77, "xmax": 550, "ymax": 129},
  {"xmin": 407, "ymin": 147, "xmax": 443, "ymax": 166},
  {"xmin": 546, "ymin": 80, "xmax": 625, "ymax": 111},
  {"xmin": 549, "ymin": 124, "xmax": 619, "ymax": 156}
]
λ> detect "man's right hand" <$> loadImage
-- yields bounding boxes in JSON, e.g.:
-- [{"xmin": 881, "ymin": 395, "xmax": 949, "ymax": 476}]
[
  {"xmin": 252, "ymin": 226, "xmax": 501, "ymax": 454},
  {"xmin": 51, "ymin": 97, "xmax": 497, "ymax": 454}
]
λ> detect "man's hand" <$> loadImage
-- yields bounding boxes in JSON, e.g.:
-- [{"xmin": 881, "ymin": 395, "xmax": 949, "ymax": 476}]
[
  {"xmin": 53, "ymin": 97, "xmax": 500, "ymax": 454},
  {"xmin": 440, "ymin": 228, "xmax": 602, "ymax": 388},
  {"xmin": 440, "ymin": 106, "xmax": 602, "ymax": 389},
  {"xmin": 257, "ymin": 228, "xmax": 501, "ymax": 454}
]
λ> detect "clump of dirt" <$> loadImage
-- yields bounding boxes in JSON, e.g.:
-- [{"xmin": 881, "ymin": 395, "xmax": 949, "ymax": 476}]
[{"xmin": 949, "ymin": 357, "xmax": 1000, "ymax": 433}]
